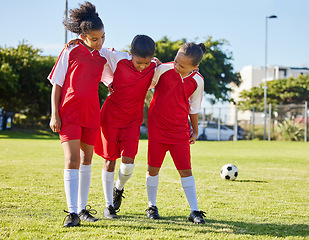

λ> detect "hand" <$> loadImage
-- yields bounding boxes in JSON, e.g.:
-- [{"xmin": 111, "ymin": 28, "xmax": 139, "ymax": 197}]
[
  {"xmin": 65, "ymin": 38, "xmax": 83, "ymax": 49},
  {"xmin": 189, "ymin": 132, "xmax": 198, "ymax": 144},
  {"xmin": 153, "ymin": 57, "xmax": 162, "ymax": 67},
  {"xmin": 49, "ymin": 114, "xmax": 62, "ymax": 133},
  {"xmin": 108, "ymin": 83, "xmax": 114, "ymax": 94}
]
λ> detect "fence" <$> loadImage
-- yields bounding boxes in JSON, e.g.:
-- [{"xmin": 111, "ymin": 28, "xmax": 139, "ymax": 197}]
[{"xmin": 198, "ymin": 102, "xmax": 308, "ymax": 141}]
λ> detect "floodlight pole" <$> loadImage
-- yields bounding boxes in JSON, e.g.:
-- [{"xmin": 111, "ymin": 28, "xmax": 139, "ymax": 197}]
[
  {"xmin": 305, "ymin": 101, "xmax": 308, "ymax": 142},
  {"xmin": 64, "ymin": 0, "xmax": 68, "ymax": 44},
  {"xmin": 263, "ymin": 15, "xmax": 277, "ymax": 140}
]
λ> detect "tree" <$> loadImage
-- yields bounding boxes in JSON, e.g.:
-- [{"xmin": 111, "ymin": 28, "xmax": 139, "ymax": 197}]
[
  {"xmin": 155, "ymin": 37, "xmax": 241, "ymax": 103},
  {"xmin": 0, "ymin": 42, "xmax": 52, "ymax": 114},
  {"xmin": 237, "ymin": 75, "xmax": 309, "ymax": 111}
]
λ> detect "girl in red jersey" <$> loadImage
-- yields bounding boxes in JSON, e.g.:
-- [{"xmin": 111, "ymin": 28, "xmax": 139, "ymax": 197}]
[
  {"xmin": 48, "ymin": 2, "xmax": 106, "ymax": 227},
  {"xmin": 145, "ymin": 43, "xmax": 206, "ymax": 224},
  {"xmin": 95, "ymin": 35, "xmax": 157, "ymax": 219}
]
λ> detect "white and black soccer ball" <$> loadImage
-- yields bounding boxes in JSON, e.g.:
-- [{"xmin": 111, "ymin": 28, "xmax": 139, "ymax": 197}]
[{"xmin": 220, "ymin": 164, "xmax": 238, "ymax": 181}]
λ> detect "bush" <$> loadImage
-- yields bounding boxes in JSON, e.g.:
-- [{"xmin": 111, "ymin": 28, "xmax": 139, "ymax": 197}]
[{"xmin": 277, "ymin": 119, "xmax": 304, "ymax": 141}]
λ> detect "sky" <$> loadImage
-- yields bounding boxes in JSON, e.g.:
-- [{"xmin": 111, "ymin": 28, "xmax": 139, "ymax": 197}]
[
  {"xmin": 1, "ymin": 0, "xmax": 308, "ymax": 73},
  {"xmin": 1, "ymin": 0, "xmax": 308, "ymax": 120}
]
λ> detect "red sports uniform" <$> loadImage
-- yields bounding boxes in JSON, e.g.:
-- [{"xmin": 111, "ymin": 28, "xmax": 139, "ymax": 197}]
[
  {"xmin": 48, "ymin": 43, "xmax": 107, "ymax": 145},
  {"xmin": 95, "ymin": 48, "xmax": 156, "ymax": 160},
  {"xmin": 148, "ymin": 62, "xmax": 204, "ymax": 170}
]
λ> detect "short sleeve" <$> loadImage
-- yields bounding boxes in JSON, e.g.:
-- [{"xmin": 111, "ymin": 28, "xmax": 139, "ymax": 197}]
[
  {"xmin": 189, "ymin": 73, "xmax": 204, "ymax": 114},
  {"xmin": 47, "ymin": 47, "xmax": 71, "ymax": 87}
]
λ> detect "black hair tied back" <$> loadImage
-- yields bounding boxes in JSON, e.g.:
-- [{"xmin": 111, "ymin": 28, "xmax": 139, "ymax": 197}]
[
  {"xmin": 63, "ymin": 1, "xmax": 103, "ymax": 36},
  {"xmin": 181, "ymin": 42, "xmax": 206, "ymax": 66},
  {"xmin": 198, "ymin": 43, "xmax": 207, "ymax": 54}
]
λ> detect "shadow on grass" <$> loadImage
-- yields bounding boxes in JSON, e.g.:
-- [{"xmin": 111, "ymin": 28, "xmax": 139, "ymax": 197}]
[
  {"xmin": 237, "ymin": 180, "xmax": 268, "ymax": 183},
  {"xmin": 205, "ymin": 219, "xmax": 309, "ymax": 238},
  {"xmin": 0, "ymin": 130, "xmax": 58, "ymax": 140},
  {"xmin": 81, "ymin": 213, "xmax": 309, "ymax": 238}
]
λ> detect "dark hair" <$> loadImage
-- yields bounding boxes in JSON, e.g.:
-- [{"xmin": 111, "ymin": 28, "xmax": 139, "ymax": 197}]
[
  {"xmin": 180, "ymin": 42, "xmax": 206, "ymax": 66},
  {"xmin": 63, "ymin": 1, "xmax": 103, "ymax": 36},
  {"xmin": 130, "ymin": 35, "xmax": 156, "ymax": 58}
]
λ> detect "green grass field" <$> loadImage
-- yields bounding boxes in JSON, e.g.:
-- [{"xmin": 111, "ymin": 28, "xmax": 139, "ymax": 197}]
[{"xmin": 0, "ymin": 131, "xmax": 308, "ymax": 239}]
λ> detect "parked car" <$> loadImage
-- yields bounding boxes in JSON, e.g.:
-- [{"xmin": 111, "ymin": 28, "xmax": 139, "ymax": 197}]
[
  {"xmin": 197, "ymin": 122, "xmax": 236, "ymax": 141},
  {"xmin": 225, "ymin": 125, "xmax": 248, "ymax": 140}
]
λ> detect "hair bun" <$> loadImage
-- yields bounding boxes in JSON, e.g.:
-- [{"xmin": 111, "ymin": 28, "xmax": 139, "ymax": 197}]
[
  {"xmin": 198, "ymin": 43, "xmax": 206, "ymax": 54},
  {"xmin": 64, "ymin": 1, "xmax": 103, "ymax": 35},
  {"xmin": 68, "ymin": 1, "xmax": 98, "ymax": 22}
]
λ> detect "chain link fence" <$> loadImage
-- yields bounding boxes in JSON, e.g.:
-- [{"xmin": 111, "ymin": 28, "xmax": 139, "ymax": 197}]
[{"xmin": 198, "ymin": 102, "xmax": 308, "ymax": 141}]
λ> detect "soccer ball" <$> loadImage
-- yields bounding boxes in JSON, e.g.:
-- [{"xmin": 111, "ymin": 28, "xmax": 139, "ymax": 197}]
[{"xmin": 220, "ymin": 164, "xmax": 238, "ymax": 181}]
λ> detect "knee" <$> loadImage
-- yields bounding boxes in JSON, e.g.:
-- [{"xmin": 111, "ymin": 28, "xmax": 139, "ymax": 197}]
[
  {"xmin": 81, "ymin": 155, "xmax": 92, "ymax": 165},
  {"xmin": 104, "ymin": 159, "xmax": 116, "ymax": 172},
  {"xmin": 64, "ymin": 155, "xmax": 80, "ymax": 169},
  {"xmin": 178, "ymin": 169, "xmax": 192, "ymax": 178},
  {"xmin": 147, "ymin": 166, "xmax": 160, "ymax": 176}
]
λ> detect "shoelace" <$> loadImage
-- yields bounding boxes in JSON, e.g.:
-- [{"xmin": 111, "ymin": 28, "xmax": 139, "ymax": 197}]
[
  {"xmin": 146, "ymin": 207, "xmax": 157, "ymax": 214},
  {"xmin": 84, "ymin": 205, "xmax": 97, "ymax": 216},
  {"xmin": 108, "ymin": 206, "xmax": 117, "ymax": 215},
  {"xmin": 195, "ymin": 210, "xmax": 206, "ymax": 218},
  {"xmin": 115, "ymin": 190, "xmax": 125, "ymax": 200},
  {"xmin": 62, "ymin": 210, "xmax": 76, "ymax": 225}
]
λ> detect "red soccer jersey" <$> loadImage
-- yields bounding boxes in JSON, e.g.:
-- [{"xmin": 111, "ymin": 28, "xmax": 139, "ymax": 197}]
[
  {"xmin": 99, "ymin": 48, "xmax": 156, "ymax": 127},
  {"xmin": 48, "ymin": 43, "xmax": 107, "ymax": 128},
  {"xmin": 148, "ymin": 62, "xmax": 204, "ymax": 144}
]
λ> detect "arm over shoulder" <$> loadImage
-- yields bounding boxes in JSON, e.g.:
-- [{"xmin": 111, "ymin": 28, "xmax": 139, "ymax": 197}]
[
  {"xmin": 99, "ymin": 48, "xmax": 130, "ymax": 73},
  {"xmin": 151, "ymin": 62, "xmax": 174, "ymax": 88}
]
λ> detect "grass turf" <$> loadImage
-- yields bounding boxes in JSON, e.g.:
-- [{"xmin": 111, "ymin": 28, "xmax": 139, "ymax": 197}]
[{"xmin": 0, "ymin": 131, "xmax": 308, "ymax": 239}]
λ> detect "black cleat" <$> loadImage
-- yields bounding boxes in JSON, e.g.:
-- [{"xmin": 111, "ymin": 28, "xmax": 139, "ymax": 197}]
[
  {"xmin": 113, "ymin": 187, "xmax": 125, "ymax": 210},
  {"xmin": 78, "ymin": 205, "xmax": 98, "ymax": 222},
  {"xmin": 63, "ymin": 211, "xmax": 81, "ymax": 227},
  {"xmin": 103, "ymin": 205, "xmax": 118, "ymax": 219},
  {"xmin": 188, "ymin": 210, "xmax": 206, "ymax": 224},
  {"xmin": 145, "ymin": 206, "xmax": 160, "ymax": 219}
]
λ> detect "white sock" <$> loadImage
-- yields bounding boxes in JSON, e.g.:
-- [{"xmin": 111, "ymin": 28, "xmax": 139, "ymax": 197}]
[
  {"xmin": 115, "ymin": 162, "xmax": 135, "ymax": 190},
  {"xmin": 102, "ymin": 169, "xmax": 114, "ymax": 207},
  {"xmin": 146, "ymin": 173, "xmax": 159, "ymax": 207},
  {"xmin": 78, "ymin": 164, "xmax": 92, "ymax": 213},
  {"xmin": 181, "ymin": 176, "xmax": 199, "ymax": 212},
  {"xmin": 64, "ymin": 169, "xmax": 79, "ymax": 213}
]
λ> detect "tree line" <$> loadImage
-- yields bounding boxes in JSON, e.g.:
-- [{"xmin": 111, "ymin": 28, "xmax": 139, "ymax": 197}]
[
  {"xmin": 1, "ymin": 38, "xmax": 309, "ymax": 129},
  {"xmin": 237, "ymin": 74, "xmax": 309, "ymax": 111}
]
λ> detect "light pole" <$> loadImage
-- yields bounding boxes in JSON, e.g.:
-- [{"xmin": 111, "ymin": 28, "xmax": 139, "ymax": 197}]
[
  {"xmin": 263, "ymin": 15, "xmax": 277, "ymax": 140},
  {"xmin": 64, "ymin": 0, "xmax": 68, "ymax": 44}
]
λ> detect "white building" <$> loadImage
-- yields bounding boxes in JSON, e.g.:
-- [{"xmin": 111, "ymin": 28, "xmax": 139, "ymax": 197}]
[{"xmin": 229, "ymin": 65, "xmax": 309, "ymax": 124}]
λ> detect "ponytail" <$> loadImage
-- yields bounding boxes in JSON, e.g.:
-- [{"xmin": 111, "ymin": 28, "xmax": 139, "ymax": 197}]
[
  {"xmin": 63, "ymin": 1, "xmax": 103, "ymax": 36},
  {"xmin": 180, "ymin": 42, "xmax": 206, "ymax": 66}
]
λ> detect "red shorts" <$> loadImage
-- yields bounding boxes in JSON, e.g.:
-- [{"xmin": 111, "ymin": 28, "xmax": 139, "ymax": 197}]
[
  {"xmin": 95, "ymin": 123, "xmax": 140, "ymax": 161},
  {"xmin": 148, "ymin": 141, "xmax": 191, "ymax": 170},
  {"xmin": 59, "ymin": 123, "xmax": 99, "ymax": 146}
]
